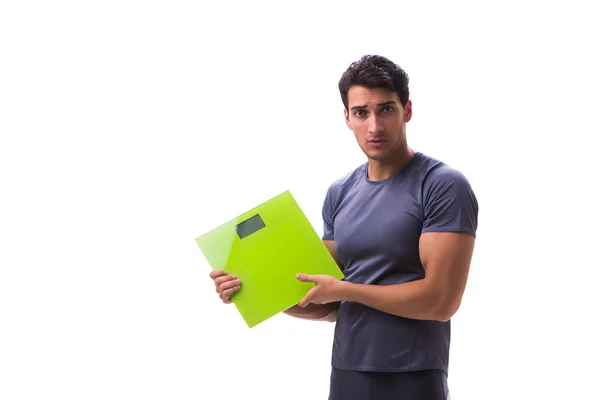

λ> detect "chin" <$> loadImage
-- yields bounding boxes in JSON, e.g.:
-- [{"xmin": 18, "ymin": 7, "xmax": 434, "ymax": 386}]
[{"xmin": 364, "ymin": 151, "xmax": 389, "ymax": 161}]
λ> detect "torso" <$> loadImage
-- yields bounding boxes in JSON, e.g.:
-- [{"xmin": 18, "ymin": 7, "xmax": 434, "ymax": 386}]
[{"xmin": 324, "ymin": 152, "xmax": 457, "ymax": 373}]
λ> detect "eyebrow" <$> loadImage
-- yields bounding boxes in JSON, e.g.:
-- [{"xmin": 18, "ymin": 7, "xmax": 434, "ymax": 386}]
[{"xmin": 350, "ymin": 101, "xmax": 397, "ymax": 110}]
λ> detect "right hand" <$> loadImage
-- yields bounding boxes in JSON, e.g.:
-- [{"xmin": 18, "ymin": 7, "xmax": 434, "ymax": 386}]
[{"xmin": 209, "ymin": 270, "xmax": 242, "ymax": 304}]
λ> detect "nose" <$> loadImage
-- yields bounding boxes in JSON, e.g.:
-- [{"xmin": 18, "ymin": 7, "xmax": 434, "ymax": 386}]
[{"xmin": 368, "ymin": 114, "xmax": 383, "ymax": 135}]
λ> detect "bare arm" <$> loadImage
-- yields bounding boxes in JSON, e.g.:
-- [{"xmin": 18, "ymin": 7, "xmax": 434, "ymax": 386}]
[
  {"xmin": 284, "ymin": 302, "xmax": 340, "ymax": 322},
  {"xmin": 284, "ymin": 240, "xmax": 343, "ymax": 322},
  {"xmin": 341, "ymin": 232, "xmax": 475, "ymax": 321}
]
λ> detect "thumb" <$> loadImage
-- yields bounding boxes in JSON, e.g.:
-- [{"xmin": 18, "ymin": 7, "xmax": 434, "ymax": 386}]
[{"xmin": 296, "ymin": 273, "xmax": 318, "ymax": 283}]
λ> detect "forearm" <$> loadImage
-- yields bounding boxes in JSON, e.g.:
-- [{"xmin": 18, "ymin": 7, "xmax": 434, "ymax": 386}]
[
  {"xmin": 342, "ymin": 279, "xmax": 449, "ymax": 321},
  {"xmin": 284, "ymin": 302, "xmax": 339, "ymax": 322}
]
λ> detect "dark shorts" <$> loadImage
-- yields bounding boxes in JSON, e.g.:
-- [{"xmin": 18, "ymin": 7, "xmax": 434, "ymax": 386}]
[{"xmin": 328, "ymin": 367, "xmax": 450, "ymax": 400}]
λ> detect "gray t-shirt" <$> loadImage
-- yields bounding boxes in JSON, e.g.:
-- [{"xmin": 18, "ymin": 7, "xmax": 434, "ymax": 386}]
[{"xmin": 322, "ymin": 151, "xmax": 478, "ymax": 374}]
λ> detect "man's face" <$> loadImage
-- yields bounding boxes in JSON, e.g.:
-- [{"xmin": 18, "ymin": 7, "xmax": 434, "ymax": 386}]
[{"xmin": 344, "ymin": 85, "xmax": 412, "ymax": 161}]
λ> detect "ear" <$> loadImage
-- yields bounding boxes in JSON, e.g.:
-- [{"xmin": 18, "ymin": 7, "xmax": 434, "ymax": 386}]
[
  {"xmin": 404, "ymin": 100, "xmax": 413, "ymax": 122},
  {"xmin": 344, "ymin": 108, "xmax": 352, "ymax": 130}
]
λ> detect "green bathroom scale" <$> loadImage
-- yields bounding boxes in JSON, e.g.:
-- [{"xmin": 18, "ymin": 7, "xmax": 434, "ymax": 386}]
[{"xmin": 195, "ymin": 190, "xmax": 344, "ymax": 328}]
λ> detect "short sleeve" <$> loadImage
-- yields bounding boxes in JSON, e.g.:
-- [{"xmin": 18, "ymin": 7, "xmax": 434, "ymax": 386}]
[
  {"xmin": 322, "ymin": 185, "xmax": 336, "ymax": 240},
  {"xmin": 421, "ymin": 166, "xmax": 479, "ymax": 237}
]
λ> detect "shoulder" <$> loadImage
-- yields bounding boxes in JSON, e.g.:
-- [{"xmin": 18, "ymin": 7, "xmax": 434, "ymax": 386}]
[
  {"xmin": 321, "ymin": 163, "xmax": 366, "ymax": 218},
  {"xmin": 325, "ymin": 162, "xmax": 366, "ymax": 201},
  {"xmin": 412, "ymin": 152, "xmax": 475, "ymax": 195},
  {"xmin": 415, "ymin": 153, "xmax": 479, "ymax": 234},
  {"xmin": 417, "ymin": 153, "xmax": 479, "ymax": 221}
]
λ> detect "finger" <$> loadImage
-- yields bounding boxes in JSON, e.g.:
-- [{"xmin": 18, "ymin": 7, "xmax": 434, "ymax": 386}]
[
  {"xmin": 222, "ymin": 285, "xmax": 241, "ymax": 302},
  {"xmin": 219, "ymin": 293, "xmax": 232, "ymax": 304},
  {"xmin": 298, "ymin": 287, "xmax": 316, "ymax": 308},
  {"xmin": 218, "ymin": 278, "xmax": 242, "ymax": 293},
  {"xmin": 220, "ymin": 283, "xmax": 241, "ymax": 300},
  {"xmin": 215, "ymin": 276, "xmax": 239, "ymax": 296},
  {"xmin": 214, "ymin": 274, "xmax": 237, "ymax": 287},
  {"xmin": 210, "ymin": 270, "xmax": 227, "ymax": 280},
  {"xmin": 215, "ymin": 276, "xmax": 240, "ymax": 293},
  {"xmin": 297, "ymin": 273, "xmax": 318, "ymax": 283}
]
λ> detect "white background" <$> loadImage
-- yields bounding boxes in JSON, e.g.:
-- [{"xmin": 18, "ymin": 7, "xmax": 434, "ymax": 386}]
[{"xmin": 1, "ymin": 1, "xmax": 598, "ymax": 399}]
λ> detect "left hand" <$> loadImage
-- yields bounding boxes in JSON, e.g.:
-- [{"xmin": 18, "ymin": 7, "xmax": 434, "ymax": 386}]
[{"xmin": 296, "ymin": 273, "xmax": 346, "ymax": 308}]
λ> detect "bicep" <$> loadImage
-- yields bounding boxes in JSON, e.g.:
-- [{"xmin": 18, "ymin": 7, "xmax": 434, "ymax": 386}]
[{"xmin": 419, "ymin": 232, "xmax": 475, "ymax": 312}]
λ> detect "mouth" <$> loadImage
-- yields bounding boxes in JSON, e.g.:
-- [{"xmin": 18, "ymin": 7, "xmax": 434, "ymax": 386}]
[{"xmin": 368, "ymin": 139, "xmax": 386, "ymax": 146}]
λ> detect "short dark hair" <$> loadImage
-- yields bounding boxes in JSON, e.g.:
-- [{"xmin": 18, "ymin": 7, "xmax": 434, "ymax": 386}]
[{"xmin": 338, "ymin": 55, "xmax": 410, "ymax": 110}]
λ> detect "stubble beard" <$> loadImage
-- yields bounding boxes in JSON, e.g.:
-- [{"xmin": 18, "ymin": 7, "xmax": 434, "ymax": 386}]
[{"xmin": 363, "ymin": 138, "xmax": 405, "ymax": 162}]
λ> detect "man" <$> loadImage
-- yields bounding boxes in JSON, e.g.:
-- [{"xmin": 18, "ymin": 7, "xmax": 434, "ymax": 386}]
[{"xmin": 209, "ymin": 54, "xmax": 478, "ymax": 399}]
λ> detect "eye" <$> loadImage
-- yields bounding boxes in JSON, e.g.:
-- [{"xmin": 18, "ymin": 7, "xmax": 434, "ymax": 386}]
[
  {"xmin": 353, "ymin": 110, "xmax": 367, "ymax": 118},
  {"xmin": 381, "ymin": 105, "xmax": 393, "ymax": 113}
]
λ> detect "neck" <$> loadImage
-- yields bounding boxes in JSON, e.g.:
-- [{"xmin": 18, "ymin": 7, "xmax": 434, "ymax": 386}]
[{"xmin": 367, "ymin": 146, "xmax": 416, "ymax": 181}]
